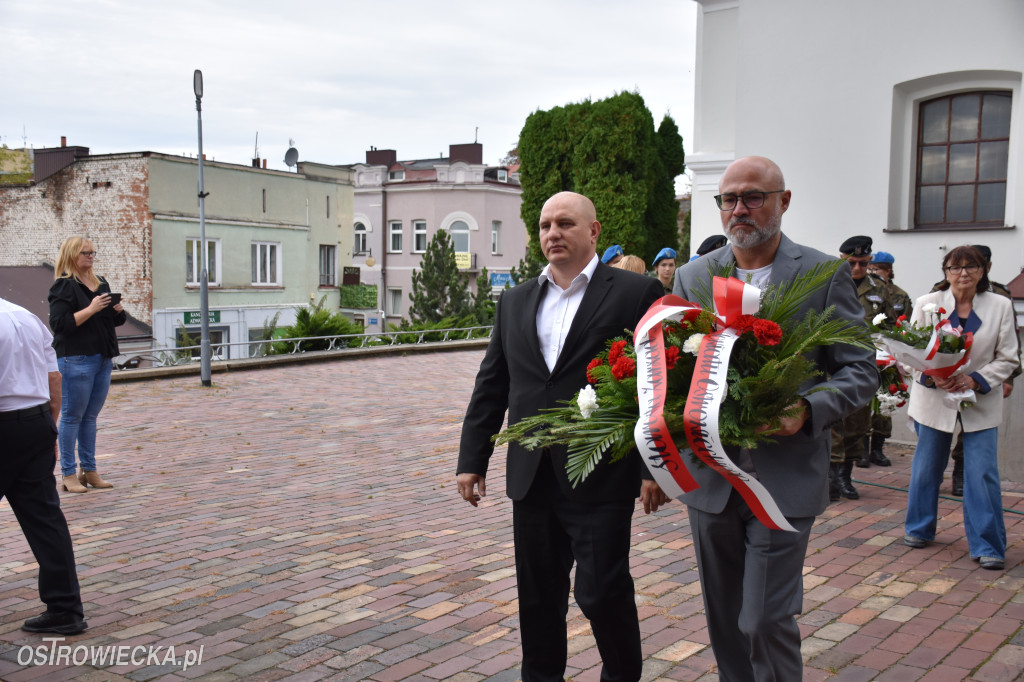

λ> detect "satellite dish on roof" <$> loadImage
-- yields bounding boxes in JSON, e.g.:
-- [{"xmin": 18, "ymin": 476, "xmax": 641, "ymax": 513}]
[{"xmin": 284, "ymin": 147, "xmax": 299, "ymax": 168}]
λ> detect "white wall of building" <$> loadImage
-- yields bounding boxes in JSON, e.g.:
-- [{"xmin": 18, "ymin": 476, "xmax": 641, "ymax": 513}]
[{"xmin": 689, "ymin": 0, "xmax": 1023, "ymax": 297}]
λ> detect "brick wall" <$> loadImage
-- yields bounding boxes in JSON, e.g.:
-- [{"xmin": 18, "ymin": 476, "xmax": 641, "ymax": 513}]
[{"xmin": 0, "ymin": 155, "xmax": 153, "ymax": 324}]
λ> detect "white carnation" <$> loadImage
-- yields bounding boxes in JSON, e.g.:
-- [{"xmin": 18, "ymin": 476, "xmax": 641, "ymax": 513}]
[
  {"xmin": 921, "ymin": 302, "xmax": 939, "ymax": 314},
  {"xmin": 683, "ymin": 333, "xmax": 705, "ymax": 356},
  {"xmin": 577, "ymin": 385, "xmax": 598, "ymax": 419},
  {"xmin": 872, "ymin": 312, "xmax": 887, "ymax": 325}
]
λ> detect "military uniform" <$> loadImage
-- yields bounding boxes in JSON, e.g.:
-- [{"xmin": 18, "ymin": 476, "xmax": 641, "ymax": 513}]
[{"xmin": 830, "ymin": 236, "xmax": 890, "ymax": 500}]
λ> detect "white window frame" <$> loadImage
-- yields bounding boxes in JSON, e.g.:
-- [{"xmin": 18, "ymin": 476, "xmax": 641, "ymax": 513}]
[
  {"xmin": 186, "ymin": 237, "xmax": 221, "ymax": 287},
  {"xmin": 449, "ymin": 220, "xmax": 470, "ymax": 253},
  {"xmin": 387, "ymin": 287, "xmax": 403, "ymax": 316},
  {"xmin": 251, "ymin": 241, "xmax": 282, "ymax": 286},
  {"xmin": 319, "ymin": 244, "xmax": 337, "ymax": 286},
  {"xmin": 491, "ymin": 221, "xmax": 501, "ymax": 255},
  {"xmin": 413, "ymin": 220, "xmax": 428, "ymax": 253},
  {"xmin": 354, "ymin": 222, "xmax": 367, "ymax": 255},
  {"xmin": 388, "ymin": 221, "xmax": 403, "ymax": 253},
  {"xmin": 388, "ymin": 169, "xmax": 405, "ymax": 181},
  {"xmin": 497, "ymin": 169, "xmax": 508, "ymax": 182}
]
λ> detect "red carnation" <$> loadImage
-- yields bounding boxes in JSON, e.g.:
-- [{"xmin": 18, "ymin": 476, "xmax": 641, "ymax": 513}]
[
  {"xmin": 938, "ymin": 307, "xmax": 947, "ymax": 315},
  {"xmin": 896, "ymin": 315, "xmax": 907, "ymax": 328},
  {"xmin": 897, "ymin": 400, "xmax": 906, "ymax": 407},
  {"xmin": 611, "ymin": 355, "xmax": 636, "ymax": 380},
  {"xmin": 608, "ymin": 339, "xmax": 628, "ymax": 365},
  {"xmin": 752, "ymin": 319, "xmax": 783, "ymax": 346},
  {"xmin": 665, "ymin": 345, "xmax": 680, "ymax": 370},
  {"xmin": 888, "ymin": 384, "xmax": 898, "ymax": 395},
  {"xmin": 899, "ymin": 382, "xmax": 908, "ymax": 391},
  {"xmin": 586, "ymin": 357, "xmax": 603, "ymax": 384},
  {"xmin": 734, "ymin": 315, "xmax": 757, "ymax": 332}
]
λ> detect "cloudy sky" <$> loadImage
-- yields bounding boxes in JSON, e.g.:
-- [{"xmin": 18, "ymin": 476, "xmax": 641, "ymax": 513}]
[{"xmin": 1, "ymin": 0, "xmax": 698, "ymax": 188}]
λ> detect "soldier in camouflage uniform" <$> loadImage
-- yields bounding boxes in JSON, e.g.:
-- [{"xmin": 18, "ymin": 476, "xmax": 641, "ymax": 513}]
[
  {"xmin": 830, "ymin": 236, "xmax": 892, "ymax": 501},
  {"xmin": 931, "ymin": 245, "xmax": 1022, "ymax": 496},
  {"xmin": 861, "ymin": 251, "xmax": 912, "ymax": 468}
]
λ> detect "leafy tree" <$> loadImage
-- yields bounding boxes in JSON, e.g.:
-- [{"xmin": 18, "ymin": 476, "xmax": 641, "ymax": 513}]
[
  {"xmin": 500, "ymin": 145, "xmax": 520, "ymax": 167},
  {"xmin": 409, "ymin": 229, "xmax": 472, "ymax": 324},
  {"xmin": 647, "ymin": 115, "xmax": 687, "ymax": 255},
  {"xmin": 518, "ymin": 91, "xmax": 686, "ymax": 264},
  {"xmin": 509, "ymin": 256, "xmax": 543, "ymax": 285},
  {"xmin": 472, "ymin": 268, "xmax": 495, "ymax": 325}
]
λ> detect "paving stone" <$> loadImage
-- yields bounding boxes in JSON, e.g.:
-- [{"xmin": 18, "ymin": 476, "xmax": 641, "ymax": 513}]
[{"xmin": 2, "ymin": 360, "xmax": 1022, "ymax": 681}]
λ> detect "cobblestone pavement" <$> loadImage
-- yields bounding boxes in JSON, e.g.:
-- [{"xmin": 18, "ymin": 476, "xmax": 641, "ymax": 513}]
[{"xmin": 1, "ymin": 350, "xmax": 1022, "ymax": 681}]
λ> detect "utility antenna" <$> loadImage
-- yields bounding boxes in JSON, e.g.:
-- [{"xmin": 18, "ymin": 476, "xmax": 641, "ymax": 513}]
[
  {"xmin": 254, "ymin": 132, "xmax": 259, "ymax": 158},
  {"xmin": 474, "ymin": 126, "xmax": 478, "ymax": 143}
]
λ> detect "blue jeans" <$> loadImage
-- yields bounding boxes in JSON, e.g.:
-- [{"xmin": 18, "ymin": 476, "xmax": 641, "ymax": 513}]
[
  {"xmin": 57, "ymin": 354, "xmax": 113, "ymax": 477},
  {"xmin": 905, "ymin": 422, "xmax": 1005, "ymax": 560}
]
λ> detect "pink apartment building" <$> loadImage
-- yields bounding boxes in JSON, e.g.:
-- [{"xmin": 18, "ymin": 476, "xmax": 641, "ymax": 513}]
[{"xmin": 347, "ymin": 143, "xmax": 526, "ymax": 328}]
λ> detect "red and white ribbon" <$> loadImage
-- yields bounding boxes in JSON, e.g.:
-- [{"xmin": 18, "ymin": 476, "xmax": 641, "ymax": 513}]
[{"xmin": 633, "ymin": 280, "xmax": 796, "ymax": 532}]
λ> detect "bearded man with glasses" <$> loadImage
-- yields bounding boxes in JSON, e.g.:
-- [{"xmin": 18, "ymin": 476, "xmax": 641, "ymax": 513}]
[{"xmin": 673, "ymin": 156, "xmax": 876, "ymax": 681}]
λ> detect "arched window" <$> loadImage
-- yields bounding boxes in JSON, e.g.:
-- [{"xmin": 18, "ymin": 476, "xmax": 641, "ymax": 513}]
[
  {"xmin": 354, "ymin": 222, "xmax": 367, "ymax": 254},
  {"xmin": 449, "ymin": 220, "xmax": 470, "ymax": 252}
]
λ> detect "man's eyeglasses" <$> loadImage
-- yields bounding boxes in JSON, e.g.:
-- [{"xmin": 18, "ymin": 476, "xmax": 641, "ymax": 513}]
[
  {"xmin": 714, "ymin": 190, "xmax": 785, "ymax": 211},
  {"xmin": 80, "ymin": 251, "xmax": 97, "ymax": 257},
  {"xmin": 944, "ymin": 264, "xmax": 981, "ymax": 275}
]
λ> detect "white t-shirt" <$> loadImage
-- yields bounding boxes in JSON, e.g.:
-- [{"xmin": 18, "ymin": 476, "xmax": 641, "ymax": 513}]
[{"xmin": 734, "ymin": 263, "xmax": 773, "ymax": 290}]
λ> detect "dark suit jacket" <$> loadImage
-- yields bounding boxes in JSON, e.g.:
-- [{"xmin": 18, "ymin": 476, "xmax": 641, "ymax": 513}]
[
  {"xmin": 458, "ymin": 261, "xmax": 664, "ymax": 502},
  {"xmin": 673, "ymin": 234, "xmax": 878, "ymax": 518}
]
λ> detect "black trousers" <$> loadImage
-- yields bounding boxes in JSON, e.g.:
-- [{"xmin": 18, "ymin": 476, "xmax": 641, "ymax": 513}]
[
  {"xmin": 512, "ymin": 458, "xmax": 641, "ymax": 682},
  {"xmin": 0, "ymin": 405, "xmax": 83, "ymax": 618}
]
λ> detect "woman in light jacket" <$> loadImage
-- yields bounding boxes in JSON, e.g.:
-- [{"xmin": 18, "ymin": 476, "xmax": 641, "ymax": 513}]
[
  {"xmin": 903, "ymin": 246, "xmax": 1019, "ymax": 570},
  {"xmin": 48, "ymin": 236, "xmax": 125, "ymax": 493}
]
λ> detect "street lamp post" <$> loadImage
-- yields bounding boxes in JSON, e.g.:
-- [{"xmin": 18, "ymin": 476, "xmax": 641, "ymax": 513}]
[{"xmin": 194, "ymin": 69, "xmax": 212, "ymax": 386}]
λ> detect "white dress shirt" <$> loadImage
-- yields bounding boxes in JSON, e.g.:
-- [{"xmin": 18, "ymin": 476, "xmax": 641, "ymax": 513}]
[
  {"xmin": 0, "ymin": 298, "xmax": 58, "ymax": 411},
  {"xmin": 536, "ymin": 255, "xmax": 600, "ymax": 372}
]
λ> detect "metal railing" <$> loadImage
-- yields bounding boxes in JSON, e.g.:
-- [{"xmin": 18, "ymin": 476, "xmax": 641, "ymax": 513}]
[{"xmin": 113, "ymin": 325, "xmax": 494, "ymax": 370}]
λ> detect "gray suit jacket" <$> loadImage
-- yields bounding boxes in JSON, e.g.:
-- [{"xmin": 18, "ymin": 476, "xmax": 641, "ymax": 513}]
[{"xmin": 673, "ymin": 233, "xmax": 878, "ymax": 518}]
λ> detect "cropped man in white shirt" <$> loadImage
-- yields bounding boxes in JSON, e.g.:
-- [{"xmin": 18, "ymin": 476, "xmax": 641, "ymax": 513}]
[{"xmin": 0, "ymin": 298, "xmax": 87, "ymax": 635}]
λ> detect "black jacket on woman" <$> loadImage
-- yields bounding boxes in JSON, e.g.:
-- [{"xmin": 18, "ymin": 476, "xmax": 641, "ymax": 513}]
[{"xmin": 48, "ymin": 276, "xmax": 127, "ymax": 358}]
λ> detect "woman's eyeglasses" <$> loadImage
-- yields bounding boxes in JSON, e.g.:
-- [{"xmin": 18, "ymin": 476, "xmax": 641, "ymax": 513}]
[
  {"xmin": 944, "ymin": 264, "xmax": 981, "ymax": 275},
  {"xmin": 80, "ymin": 251, "xmax": 97, "ymax": 257}
]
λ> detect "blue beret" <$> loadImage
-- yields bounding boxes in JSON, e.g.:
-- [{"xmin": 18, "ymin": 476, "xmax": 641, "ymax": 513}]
[
  {"xmin": 601, "ymin": 245, "xmax": 624, "ymax": 263},
  {"xmin": 871, "ymin": 251, "xmax": 895, "ymax": 264},
  {"xmin": 652, "ymin": 247, "xmax": 677, "ymax": 266}
]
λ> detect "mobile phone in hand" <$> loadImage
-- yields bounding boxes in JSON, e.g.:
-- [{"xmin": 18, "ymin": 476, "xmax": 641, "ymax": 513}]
[{"xmin": 108, "ymin": 293, "xmax": 122, "ymax": 306}]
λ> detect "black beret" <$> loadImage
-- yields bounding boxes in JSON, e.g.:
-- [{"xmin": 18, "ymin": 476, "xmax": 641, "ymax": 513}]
[
  {"xmin": 839, "ymin": 235, "xmax": 872, "ymax": 256},
  {"xmin": 971, "ymin": 244, "xmax": 992, "ymax": 263},
  {"xmin": 696, "ymin": 235, "xmax": 728, "ymax": 256}
]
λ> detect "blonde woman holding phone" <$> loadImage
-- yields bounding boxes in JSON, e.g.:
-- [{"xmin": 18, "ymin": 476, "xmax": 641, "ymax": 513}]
[{"xmin": 48, "ymin": 237, "xmax": 125, "ymax": 493}]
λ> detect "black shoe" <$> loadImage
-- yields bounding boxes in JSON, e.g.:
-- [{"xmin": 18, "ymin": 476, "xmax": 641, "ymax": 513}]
[
  {"xmin": 828, "ymin": 463, "xmax": 842, "ymax": 501},
  {"xmin": 22, "ymin": 611, "xmax": 87, "ymax": 635},
  {"xmin": 903, "ymin": 535, "xmax": 928, "ymax": 549},
  {"xmin": 979, "ymin": 556, "xmax": 1004, "ymax": 570},
  {"xmin": 856, "ymin": 452, "xmax": 871, "ymax": 468},
  {"xmin": 870, "ymin": 449, "xmax": 891, "ymax": 466},
  {"xmin": 839, "ymin": 461, "xmax": 859, "ymax": 500},
  {"xmin": 952, "ymin": 459, "xmax": 964, "ymax": 496}
]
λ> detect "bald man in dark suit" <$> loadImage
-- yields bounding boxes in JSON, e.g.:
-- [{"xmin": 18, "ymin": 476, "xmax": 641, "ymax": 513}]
[{"xmin": 458, "ymin": 192, "xmax": 667, "ymax": 682}]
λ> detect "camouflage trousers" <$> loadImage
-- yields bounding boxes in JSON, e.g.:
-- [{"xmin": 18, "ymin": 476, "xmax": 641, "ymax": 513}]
[{"xmin": 831, "ymin": 403, "xmax": 871, "ymax": 463}]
